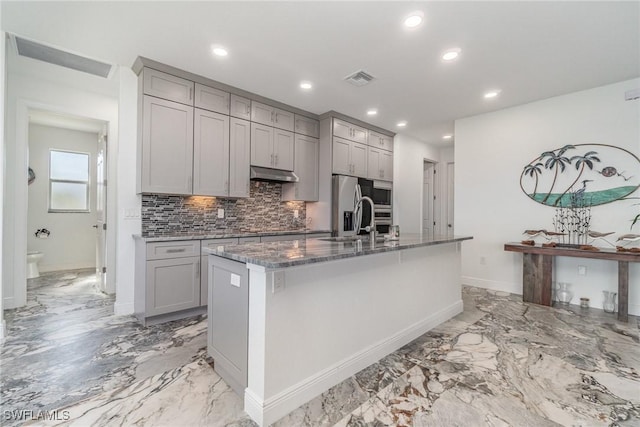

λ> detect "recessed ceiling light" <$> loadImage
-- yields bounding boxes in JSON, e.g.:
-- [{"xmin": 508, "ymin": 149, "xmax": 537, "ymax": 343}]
[
  {"xmin": 300, "ymin": 81, "xmax": 312, "ymax": 90},
  {"xmin": 484, "ymin": 90, "xmax": 501, "ymax": 99},
  {"xmin": 442, "ymin": 48, "xmax": 461, "ymax": 62},
  {"xmin": 212, "ymin": 46, "xmax": 228, "ymax": 57},
  {"xmin": 367, "ymin": 109, "xmax": 378, "ymax": 116},
  {"xmin": 403, "ymin": 11, "xmax": 424, "ymax": 28},
  {"xmin": 443, "ymin": 134, "xmax": 453, "ymax": 140},
  {"xmin": 397, "ymin": 121, "xmax": 407, "ymax": 127}
]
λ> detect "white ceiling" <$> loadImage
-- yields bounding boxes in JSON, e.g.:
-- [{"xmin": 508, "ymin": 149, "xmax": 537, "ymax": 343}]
[{"xmin": 3, "ymin": 1, "xmax": 639, "ymax": 145}]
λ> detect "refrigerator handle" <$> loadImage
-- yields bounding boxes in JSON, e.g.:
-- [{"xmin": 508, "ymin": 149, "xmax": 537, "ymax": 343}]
[{"xmin": 354, "ymin": 185, "xmax": 363, "ymax": 232}]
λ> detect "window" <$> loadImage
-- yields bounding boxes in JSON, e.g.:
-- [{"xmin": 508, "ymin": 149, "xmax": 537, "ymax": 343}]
[{"xmin": 49, "ymin": 150, "xmax": 90, "ymax": 212}]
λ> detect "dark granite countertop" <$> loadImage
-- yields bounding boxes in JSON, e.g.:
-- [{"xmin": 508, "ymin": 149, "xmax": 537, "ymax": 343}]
[
  {"xmin": 202, "ymin": 234, "xmax": 473, "ymax": 268},
  {"xmin": 133, "ymin": 229, "xmax": 331, "ymax": 242}
]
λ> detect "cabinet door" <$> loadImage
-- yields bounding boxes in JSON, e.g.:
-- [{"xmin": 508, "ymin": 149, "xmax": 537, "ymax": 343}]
[
  {"xmin": 380, "ymin": 135, "xmax": 394, "ymax": 152},
  {"xmin": 201, "ymin": 238, "xmax": 238, "ymax": 306},
  {"xmin": 194, "ymin": 109, "xmax": 229, "ymax": 196},
  {"xmin": 273, "ymin": 107, "xmax": 294, "ymax": 131},
  {"xmin": 294, "ymin": 115, "xmax": 319, "ymax": 138},
  {"xmin": 230, "ymin": 94, "xmax": 251, "ymax": 120},
  {"xmin": 333, "ymin": 118, "xmax": 353, "ymax": 140},
  {"xmin": 273, "ymin": 128, "xmax": 294, "ymax": 171},
  {"xmin": 367, "ymin": 147, "xmax": 382, "ymax": 180},
  {"xmin": 381, "ymin": 151, "xmax": 393, "ymax": 181},
  {"xmin": 251, "ymin": 101, "xmax": 274, "ymax": 126},
  {"xmin": 368, "ymin": 130, "xmax": 383, "ymax": 148},
  {"xmin": 332, "ymin": 136, "xmax": 352, "ymax": 175},
  {"xmin": 351, "ymin": 141, "xmax": 368, "ymax": 178},
  {"xmin": 141, "ymin": 96, "xmax": 194, "ymax": 194},
  {"xmin": 350, "ymin": 124, "xmax": 368, "ymax": 145},
  {"xmin": 143, "ymin": 69, "xmax": 194, "ymax": 105},
  {"xmin": 194, "ymin": 83, "xmax": 230, "ymax": 114},
  {"xmin": 146, "ymin": 257, "xmax": 200, "ymax": 316},
  {"xmin": 229, "ymin": 118, "xmax": 251, "ymax": 198},
  {"xmin": 251, "ymin": 122, "xmax": 274, "ymax": 168},
  {"xmin": 296, "ymin": 135, "xmax": 319, "ymax": 200}
]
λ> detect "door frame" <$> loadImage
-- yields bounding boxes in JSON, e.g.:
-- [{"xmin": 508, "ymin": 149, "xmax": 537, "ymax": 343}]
[
  {"xmin": 422, "ymin": 159, "xmax": 437, "ymax": 237},
  {"xmin": 9, "ymin": 99, "xmax": 117, "ymax": 307}
]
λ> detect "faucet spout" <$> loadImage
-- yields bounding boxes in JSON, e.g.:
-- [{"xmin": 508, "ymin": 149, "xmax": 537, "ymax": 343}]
[{"xmin": 355, "ymin": 196, "xmax": 377, "ymax": 242}]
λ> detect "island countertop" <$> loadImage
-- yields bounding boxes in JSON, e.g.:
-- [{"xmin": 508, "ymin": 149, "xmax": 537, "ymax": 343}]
[
  {"xmin": 203, "ymin": 234, "xmax": 473, "ymax": 268},
  {"xmin": 132, "ymin": 229, "xmax": 331, "ymax": 242}
]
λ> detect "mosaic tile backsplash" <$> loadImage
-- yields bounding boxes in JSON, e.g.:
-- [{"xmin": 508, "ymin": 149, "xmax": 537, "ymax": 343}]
[{"xmin": 142, "ymin": 181, "xmax": 306, "ymax": 236}]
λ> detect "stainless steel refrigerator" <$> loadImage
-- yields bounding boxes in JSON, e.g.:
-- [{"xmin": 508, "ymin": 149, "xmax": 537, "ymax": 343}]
[{"xmin": 332, "ymin": 175, "xmax": 362, "ymax": 237}]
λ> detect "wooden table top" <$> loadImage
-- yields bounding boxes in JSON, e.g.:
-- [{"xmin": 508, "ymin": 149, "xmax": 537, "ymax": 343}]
[{"xmin": 504, "ymin": 242, "xmax": 640, "ymax": 262}]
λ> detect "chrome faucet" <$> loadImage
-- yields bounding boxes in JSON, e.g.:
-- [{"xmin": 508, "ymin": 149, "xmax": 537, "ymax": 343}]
[{"xmin": 355, "ymin": 196, "xmax": 377, "ymax": 243}]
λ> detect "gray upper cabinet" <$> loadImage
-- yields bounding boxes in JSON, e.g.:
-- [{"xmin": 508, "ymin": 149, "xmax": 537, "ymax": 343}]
[
  {"xmin": 141, "ymin": 95, "xmax": 194, "ymax": 194},
  {"xmin": 332, "ymin": 136, "xmax": 367, "ymax": 178},
  {"xmin": 194, "ymin": 83, "xmax": 230, "ymax": 114},
  {"xmin": 368, "ymin": 130, "xmax": 393, "ymax": 152},
  {"xmin": 367, "ymin": 147, "xmax": 392, "ymax": 181},
  {"xmin": 333, "ymin": 118, "xmax": 368, "ymax": 144},
  {"xmin": 251, "ymin": 101, "xmax": 294, "ymax": 131},
  {"xmin": 229, "ymin": 118, "xmax": 251, "ymax": 198},
  {"xmin": 193, "ymin": 109, "xmax": 230, "ymax": 196},
  {"xmin": 294, "ymin": 114, "xmax": 320, "ymax": 138},
  {"xmin": 282, "ymin": 134, "xmax": 319, "ymax": 201},
  {"xmin": 250, "ymin": 123, "xmax": 294, "ymax": 171},
  {"xmin": 230, "ymin": 94, "xmax": 251, "ymax": 120},
  {"xmin": 143, "ymin": 68, "xmax": 194, "ymax": 106}
]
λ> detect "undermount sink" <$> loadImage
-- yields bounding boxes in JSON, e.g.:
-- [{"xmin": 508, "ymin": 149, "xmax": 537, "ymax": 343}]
[{"xmin": 319, "ymin": 236, "xmax": 385, "ymax": 243}]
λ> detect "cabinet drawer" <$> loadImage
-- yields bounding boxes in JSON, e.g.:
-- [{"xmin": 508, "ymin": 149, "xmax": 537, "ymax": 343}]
[
  {"xmin": 194, "ymin": 83, "xmax": 230, "ymax": 114},
  {"xmin": 294, "ymin": 114, "xmax": 319, "ymax": 138},
  {"xmin": 201, "ymin": 238, "xmax": 238, "ymax": 253},
  {"xmin": 146, "ymin": 240, "xmax": 200, "ymax": 260},
  {"xmin": 143, "ymin": 68, "xmax": 194, "ymax": 105}
]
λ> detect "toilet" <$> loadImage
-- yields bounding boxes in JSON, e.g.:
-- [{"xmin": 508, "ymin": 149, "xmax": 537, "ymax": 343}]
[{"xmin": 27, "ymin": 251, "xmax": 44, "ymax": 279}]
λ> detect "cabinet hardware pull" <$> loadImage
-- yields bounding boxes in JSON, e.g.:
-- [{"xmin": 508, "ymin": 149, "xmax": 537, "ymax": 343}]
[
  {"xmin": 275, "ymin": 154, "xmax": 278, "ymax": 165},
  {"xmin": 246, "ymin": 105, "xmax": 250, "ymax": 115},
  {"xmin": 166, "ymin": 248, "xmax": 186, "ymax": 253},
  {"xmin": 271, "ymin": 154, "xmax": 274, "ymax": 165},
  {"xmin": 196, "ymin": 263, "xmax": 200, "ymax": 279},
  {"xmin": 275, "ymin": 112, "xmax": 279, "ymax": 123},
  {"xmin": 189, "ymin": 87, "xmax": 193, "ymax": 101}
]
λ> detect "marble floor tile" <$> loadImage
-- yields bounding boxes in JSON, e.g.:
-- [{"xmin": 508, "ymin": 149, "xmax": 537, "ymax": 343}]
[{"xmin": 2, "ymin": 272, "xmax": 638, "ymax": 427}]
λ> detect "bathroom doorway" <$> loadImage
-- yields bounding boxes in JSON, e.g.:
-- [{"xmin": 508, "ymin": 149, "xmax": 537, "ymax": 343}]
[
  {"xmin": 422, "ymin": 160, "xmax": 436, "ymax": 238},
  {"xmin": 26, "ymin": 109, "xmax": 109, "ymax": 294}
]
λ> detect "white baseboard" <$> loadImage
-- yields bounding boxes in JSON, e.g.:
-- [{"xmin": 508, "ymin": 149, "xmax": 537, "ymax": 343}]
[
  {"xmin": 40, "ymin": 263, "xmax": 96, "ymax": 273},
  {"xmin": 113, "ymin": 301, "xmax": 134, "ymax": 316},
  {"xmin": 244, "ymin": 299, "xmax": 464, "ymax": 427},
  {"xmin": 461, "ymin": 275, "xmax": 521, "ymax": 295}
]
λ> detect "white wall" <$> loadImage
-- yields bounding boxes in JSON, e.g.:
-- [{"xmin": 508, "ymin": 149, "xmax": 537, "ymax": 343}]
[
  {"xmin": 27, "ymin": 124, "xmax": 98, "ymax": 272},
  {"xmin": 0, "ymin": 25, "xmax": 6, "ymax": 339},
  {"xmin": 115, "ymin": 67, "xmax": 141, "ymax": 315},
  {"xmin": 3, "ymin": 56, "xmax": 123, "ymax": 309},
  {"xmin": 455, "ymin": 78, "xmax": 640, "ymax": 314},
  {"xmin": 392, "ymin": 133, "xmax": 444, "ymax": 234}
]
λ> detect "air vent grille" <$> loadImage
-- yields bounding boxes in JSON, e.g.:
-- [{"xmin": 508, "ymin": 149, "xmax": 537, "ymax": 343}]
[
  {"xmin": 15, "ymin": 36, "xmax": 112, "ymax": 78},
  {"xmin": 344, "ymin": 70, "xmax": 376, "ymax": 87}
]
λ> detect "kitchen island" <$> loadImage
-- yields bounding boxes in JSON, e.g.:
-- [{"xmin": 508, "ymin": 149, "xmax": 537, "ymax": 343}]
[{"xmin": 204, "ymin": 234, "xmax": 472, "ymax": 426}]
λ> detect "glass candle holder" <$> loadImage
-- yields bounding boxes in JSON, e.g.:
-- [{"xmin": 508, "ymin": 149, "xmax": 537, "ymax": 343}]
[
  {"xmin": 603, "ymin": 291, "xmax": 617, "ymax": 313},
  {"xmin": 556, "ymin": 282, "xmax": 573, "ymax": 305}
]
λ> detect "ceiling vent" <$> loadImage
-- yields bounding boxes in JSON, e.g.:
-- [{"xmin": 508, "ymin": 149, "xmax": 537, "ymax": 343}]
[
  {"xmin": 14, "ymin": 36, "xmax": 112, "ymax": 78},
  {"xmin": 344, "ymin": 70, "xmax": 376, "ymax": 87}
]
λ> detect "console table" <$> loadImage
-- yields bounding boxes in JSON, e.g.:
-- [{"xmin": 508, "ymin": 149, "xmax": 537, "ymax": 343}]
[{"xmin": 504, "ymin": 243, "xmax": 639, "ymax": 322}]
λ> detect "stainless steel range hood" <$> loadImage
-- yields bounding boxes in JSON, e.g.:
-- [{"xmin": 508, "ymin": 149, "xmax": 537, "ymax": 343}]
[{"xmin": 250, "ymin": 166, "xmax": 299, "ymax": 183}]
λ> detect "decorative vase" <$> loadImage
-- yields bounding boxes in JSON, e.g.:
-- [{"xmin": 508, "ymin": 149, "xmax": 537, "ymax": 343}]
[
  {"xmin": 556, "ymin": 282, "xmax": 573, "ymax": 305},
  {"xmin": 603, "ymin": 291, "xmax": 617, "ymax": 313}
]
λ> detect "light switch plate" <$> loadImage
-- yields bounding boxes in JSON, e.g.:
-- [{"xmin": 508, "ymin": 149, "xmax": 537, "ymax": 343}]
[
  {"xmin": 294, "ymin": 210, "xmax": 299, "ymax": 218},
  {"xmin": 218, "ymin": 208, "xmax": 225, "ymax": 219},
  {"xmin": 230, "ymin": 273, "xmax": 240, "ymax": 287}
]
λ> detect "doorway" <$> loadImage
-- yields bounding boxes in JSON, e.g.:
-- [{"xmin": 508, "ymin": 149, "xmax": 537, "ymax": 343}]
[
  {"xmin": 26, "ymin": 109, "xmax": 109, "ymax": 295},
  {"xmin": 423, "ymin": 161, "xmax": 436, "ymax": 237},
  {"xmin": 445, "ymin": 162, "xmax": 455, "ymax": 235}
]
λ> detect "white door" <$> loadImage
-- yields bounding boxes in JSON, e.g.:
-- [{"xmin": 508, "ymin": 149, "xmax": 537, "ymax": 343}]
[
  {"xmin": 96, "ymin": 129, "xmax": 108, "ymax": 292},
  {"xmin": 423, "ymin": 162, "xmax": 435, "ymax": 238},
  {"xmin": 446, "ymin": 162, "xmax": 455, "ymax": 235}
]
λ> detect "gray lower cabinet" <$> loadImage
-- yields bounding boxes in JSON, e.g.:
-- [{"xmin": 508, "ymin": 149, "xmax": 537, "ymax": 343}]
[
  {"xmin": 135, "ymin": 239, "xmax": 204, "ymax": 325},
  {"xmin": 146, "ymin": 257, "xmax": 200, "ymax": 316},
  {"xmin": 208, "ymin": 256, "xmax": 249, "ymax": 395},
  {"xmin": 200, "ymin": 238, "xmax": 238, "ymax": 307}
]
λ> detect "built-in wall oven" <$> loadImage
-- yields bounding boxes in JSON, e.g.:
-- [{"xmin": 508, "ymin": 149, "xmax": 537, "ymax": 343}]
[{"xmin": 358, "ymin": 178, "xmax": 392, "ymax": 235}]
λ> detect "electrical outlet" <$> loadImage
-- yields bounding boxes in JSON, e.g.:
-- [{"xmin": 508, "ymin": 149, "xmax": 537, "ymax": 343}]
[
  {"xmin": 578, "ymin": 265, "xmax": 587, "ymax": 276},
  {"xmin": 294, "ymin": 210, "xmax": 299, "ymax": 218},
  {"xmin": 217, "ymin": 208, "xmax": 224, "ymax": 219},
  {"xmin": 273, "ymin": 271, "xmax": 285, "ymax": 293}
]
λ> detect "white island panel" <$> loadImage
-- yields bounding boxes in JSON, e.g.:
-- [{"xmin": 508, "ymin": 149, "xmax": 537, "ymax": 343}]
[{"xmin": 243, "ymin": 241, "xmax": 463, "ymax": 426}]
